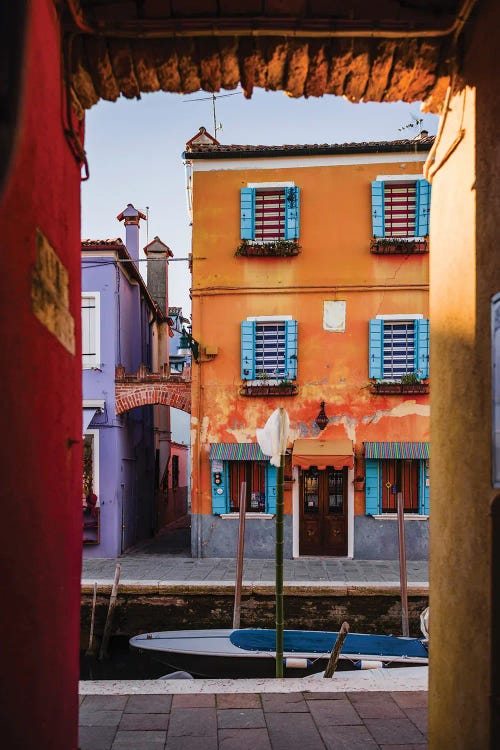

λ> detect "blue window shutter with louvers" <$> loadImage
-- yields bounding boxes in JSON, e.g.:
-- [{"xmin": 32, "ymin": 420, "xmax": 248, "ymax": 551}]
[
  {"xmin": 266, "ymin": 463, "xmax": 277, "ymax": 514},
  {"xmin": 415, "ymin": 318, "xmax": 430, "ymax": 379},
  {"xmin": 211, "ymin": 461, "xmax": 229, "ymax": 514},
  {"xmin": 371, "ymin": 181, "xmax": 385, "ymax": 238},
  {"xmin": 419, "ymin": 461, "xmax": 430, "ymax": 515},
  {"xmin": 241, "ymin": 321, "xmax": 256, "ymax": 380},
  {"xmin": 365, "ymin": 459, "xmax": 380, "ymax": 515},
  {"xmin": 285, "ymin": 320, "xmax": 298, "ymax": 380},
  {"xmin": 240, "ymin": 188, "xmax": 255, "ymax": 240},
  {"xmin": 368, "ymin": 319, "xmax": 383, "ymax": 378},
  {"xmin": 415, "ymin": 179, "xmax": 431, "ymax": 237},
  {"xmin": 284, "ymin": 186, "xmax": 300, "ymax": 240}
]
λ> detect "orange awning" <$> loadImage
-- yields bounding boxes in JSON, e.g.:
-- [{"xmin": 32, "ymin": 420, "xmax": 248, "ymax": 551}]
[{"xmin": 292, "ymin": 439, "xmax": 354, "ymax": 470}]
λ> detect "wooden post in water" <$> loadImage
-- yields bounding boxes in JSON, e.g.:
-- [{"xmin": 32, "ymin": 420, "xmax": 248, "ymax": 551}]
[
  {"xmin": 397, "ymin": 491, "xmax": 409, "ymax": 637},
  {"xmin": 85, "ymin": 581, "xmax": 98, "ymax": 657},
  {"xmin": 275, "ymin": 451, "xmax": 285, "ymax": 678},
  {"xmin": 233, "ymin": 481, "xmax": 247, "ymax": 629},
  {"xmin": 324, "ymin": 621, "xmax": 350, "ymax": 678},
  {"xmin": 99, "ymin": 563, "xmax": 121, "ymax": 660}
]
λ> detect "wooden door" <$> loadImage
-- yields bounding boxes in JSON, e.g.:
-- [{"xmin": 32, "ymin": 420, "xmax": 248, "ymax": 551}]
[{"xmin": 299, "ymin": 467, "xmax": 348, "ymax": 556}]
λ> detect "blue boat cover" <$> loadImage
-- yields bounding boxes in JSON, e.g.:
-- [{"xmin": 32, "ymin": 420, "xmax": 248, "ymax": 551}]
[{"xmin": 230, "ymin": 629, "xmax": 428, "ymax": 659}]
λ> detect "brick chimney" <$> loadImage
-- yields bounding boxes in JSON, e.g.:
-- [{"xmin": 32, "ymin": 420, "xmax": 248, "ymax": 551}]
[
  {"xmin": 116, "ymin": 203, "xmax": 146, "ymax": 261},
  {"xmin": 144, "ymin": 236, "xmax": 173, "ymax": 315}
]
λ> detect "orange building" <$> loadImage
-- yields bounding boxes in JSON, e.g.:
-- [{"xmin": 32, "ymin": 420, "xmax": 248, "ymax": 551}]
[{"xmin": 185, "ymin": 128, "xmax": 432, "ymax": 560}]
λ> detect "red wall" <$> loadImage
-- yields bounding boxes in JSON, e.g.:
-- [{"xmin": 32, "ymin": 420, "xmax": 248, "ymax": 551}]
[{"xmin": 0, "ymin": 2, "xmax": 82, "ymax": 747}]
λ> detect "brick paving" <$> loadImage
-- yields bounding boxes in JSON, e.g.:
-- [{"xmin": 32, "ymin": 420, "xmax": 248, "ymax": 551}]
[{"xmin": 79, "ymin": 691, "xmax": 427, "ymax": 749}]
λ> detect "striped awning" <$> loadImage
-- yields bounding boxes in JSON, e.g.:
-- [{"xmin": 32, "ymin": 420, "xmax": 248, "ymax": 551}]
[
  {"xmin": 209, "ymin": 443, "xmax": 269, "ymax": 461},
  {"xmin": 364, "ymin": 442, "xmax": 430, "ymax": 459}
]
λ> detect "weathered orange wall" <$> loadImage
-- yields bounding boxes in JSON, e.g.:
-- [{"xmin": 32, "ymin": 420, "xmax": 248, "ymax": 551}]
[
  {"xmin": 0, "ymin": 2, "xmax": 82, "ymax": 747},
  {"xmin": 190, "ymin": 156, "xmax": 429, "ymax": 517}
]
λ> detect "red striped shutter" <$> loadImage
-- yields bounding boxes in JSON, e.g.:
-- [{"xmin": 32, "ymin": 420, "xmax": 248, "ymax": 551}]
[
  {"xmin": 254, "ymin": 189, "xmax": 285, "ymax": 241},
  {"xmin": 384, "ymin": 182, "xmax": 416, "ymax": 238}
]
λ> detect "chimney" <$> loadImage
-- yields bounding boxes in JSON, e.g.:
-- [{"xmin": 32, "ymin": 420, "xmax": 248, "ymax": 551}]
[
  {"xmin": 420, "ymin": 129, "xmax": 429, "ymax": 139},
  {"xmin": 144, "ymin": 236, "xmax": 173, "ymax": 315},
  {"xmin": 116, "ymin": 203, "xmax": 146, "ymax": 261}
]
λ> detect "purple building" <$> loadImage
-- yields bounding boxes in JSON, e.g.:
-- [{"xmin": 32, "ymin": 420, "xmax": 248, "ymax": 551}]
[{"xmin": 81, "ymin": 205, "xmax": 168, "ymax": 557}]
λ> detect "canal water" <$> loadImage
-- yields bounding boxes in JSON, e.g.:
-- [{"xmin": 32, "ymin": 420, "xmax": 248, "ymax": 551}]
[{"xmin": 81, "ymin": 636, "xmax": 173, "ymax": 680}]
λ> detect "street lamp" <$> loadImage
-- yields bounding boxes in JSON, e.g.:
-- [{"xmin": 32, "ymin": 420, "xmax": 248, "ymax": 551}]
[{"xmin": 177, "ymin": 327, "xmax": 200, "ymax": 363}]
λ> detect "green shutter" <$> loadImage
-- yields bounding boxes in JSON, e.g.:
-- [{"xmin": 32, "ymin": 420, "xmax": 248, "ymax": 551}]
[
  {"xmin": 241, "ymin": 321, "xmax": 256, "ymax": 380},
  {"xmin": 285, "ymin": 320, "xmax": 298, "ymax": 380},
  {"xmin": 369, "ymin": 319, "xmax": 384, "ymax": 379},
  {"xmin": 365, "ymin": 459, "xmax": 380, "ymax": 515},
  {"xmin": 371, "ymin": 180, "xmax": 385, "ymax": 238},
  {"xmin": 415, "ymin": 318, "xmax": 430, "ymax": 379},
  {"xmin": 284, "ymin": 186, "xmax": 300, "ymax": 240},
  {"xmin": 419, "ymin": 460, "xmax": 430, "ymax": 515},
  {"xmin": 240, "ymin": 188, "xmax": 255, "ymax": 240},
  {"xmin": 211, "ymin": 461, "xmax": 229, "ymax": 514},
  {"xmin": 266, "ymin": 463, "xmax": 277, "ymax": 514},
  {"xmin": 415, "ymin": 179, "xmax": 431, "ymax": 237}
]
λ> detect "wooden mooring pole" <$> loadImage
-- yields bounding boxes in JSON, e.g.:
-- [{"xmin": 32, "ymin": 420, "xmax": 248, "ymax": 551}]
[
  {"xmin": 324, "ymin": 621, "xmax": 350, "ymax": 678},
  {"xmin": 85, "ymin": 581, "xmax": 98, "ymax": 657},
  {"xmin": 396, "ymin": 490, "xmax": 410, "ymax": 638},
  {"xmin": 233, "ymin": 481, "xmax": 247, "ymax": 629},
  {"xmin": 275, "ymin": 451, "xmax": 285, "ymax": 678},
  {"xmin": 98, "ymin": 563, "xmax": 121, "ymax": 660}
]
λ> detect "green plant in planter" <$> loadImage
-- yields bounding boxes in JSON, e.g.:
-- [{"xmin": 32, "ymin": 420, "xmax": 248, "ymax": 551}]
[
  {"xmin": 400, "ymin": 372, "xmax": 421, "ymax": 385},
  {"xmin": 235, "ymin": 240, "xmax": 301, "ymax": 257},
  {"xmin": 256, "ymin": 370, "xmax": 271, "ymax": 380}
]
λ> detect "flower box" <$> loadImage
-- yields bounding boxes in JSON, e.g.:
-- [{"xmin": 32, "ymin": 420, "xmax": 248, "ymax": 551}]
[
  {"xmin": 240, "ymin": 383, "xmax": 298, "ymax": 397},
  {"xmin": 370, "ymin": 238, "xmax": 429, "ymax": 255},
  {"xmin": 353, "ymin": 479, "xmax": 365, "ymax": 491},
  {"xmin": 235, "ymin": 240, "xmax": 301, "ymax": 258},
  {"xmin": 371, "ymin": 381, "xmax": 429, "ymax": 395}
]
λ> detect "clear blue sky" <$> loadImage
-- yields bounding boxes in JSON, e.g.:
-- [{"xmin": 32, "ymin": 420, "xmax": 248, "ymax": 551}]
[{"xmin": 82, "ymin": 88, "xmax": 438, "ymax": 315}]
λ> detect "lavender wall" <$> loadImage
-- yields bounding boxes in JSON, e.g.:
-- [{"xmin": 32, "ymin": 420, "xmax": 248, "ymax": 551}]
[{"xmin": 82, "ymin": 258, "xmax": 155, "ymax": 558}]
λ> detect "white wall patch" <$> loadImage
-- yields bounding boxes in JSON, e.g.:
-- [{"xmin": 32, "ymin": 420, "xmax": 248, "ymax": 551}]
[{"xmin": 323, "ymin": 301, "xmax": 346, "ymax": 332}]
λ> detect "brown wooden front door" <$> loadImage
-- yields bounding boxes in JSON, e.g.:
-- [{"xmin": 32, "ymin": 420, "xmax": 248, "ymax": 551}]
[{"xmin": 299, "ymin": 466, "xmax": 348, "ymax": 556}]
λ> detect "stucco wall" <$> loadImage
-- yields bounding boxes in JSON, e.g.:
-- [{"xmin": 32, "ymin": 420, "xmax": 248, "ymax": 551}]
[
  {"xmin": 192, "ymin": 514, "xmax": 293, "ymax": 559},
  {"xmin": 428, "ymin": 0, "xmax": 500, "ymax": 746},
  {"xmin": 189, "ymin": 154, "xmax": 430, "ymax": 558},
  {"xmin": 354, "ymin": 517, "xmax": 428, "ymax": 560},
  {"xmin": 0, "ymin": 2, "xmax": 82, "ymax": 747}
]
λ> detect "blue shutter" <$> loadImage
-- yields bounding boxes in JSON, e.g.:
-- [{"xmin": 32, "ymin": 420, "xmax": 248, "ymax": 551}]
[
  {"xmin": 415, "ymin": 318, "xmax": 430, "ymax": 379},
  {"xmin": 285, "ymin": 320, "xmax": 298, "ymax": 380},
  {"xmin": 415, "ymin": 179, "xmax": 431, "ymax": 237},
  {"xmin": 369, "ymin": 319, "xmax": 384, "ymax": 379},
  {"xmin": 365, "ymin": 459, "xmax": 380, "ymax": 515},
  {"xmin": 211, "ymin": 461, "xmax": 229, "ymax": 514},
  {"xmin": 241, "ymin": 321, "xmax": 256, "ymax": 380},
  {"xmin": 240, "ymin": 188, "xmax": 255, "ymax": 240},
  {"xmin": 266, "ymin": 463, "xmax": 277, "ymax": 514},
  {"xmin": 419, "ymin": 460, "xmax": 430, "ymax": 515},
  {"xmin": 284, "ymin": 186, "xmax": 300, "ymax": 240},
  {"xmin": 371, "ymin": 181, "xmax": 385, "ymax": 238}
]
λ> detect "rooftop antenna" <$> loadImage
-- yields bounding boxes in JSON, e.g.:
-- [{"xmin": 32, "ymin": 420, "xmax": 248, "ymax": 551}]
[
  {"xmin": 145, "ymin": 206, "xmax": 149, "ymax": 244},
  {"xmin": 398, "ymin": 112, "xmax": 423, "ymax": 136},
  {"xmin": 183, "ymin": 90, "xmax": 242, "ymax": 139}
]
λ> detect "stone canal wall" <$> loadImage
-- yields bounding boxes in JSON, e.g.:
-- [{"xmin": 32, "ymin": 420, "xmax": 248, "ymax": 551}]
[{"xmin": 80, "ymin": 583, "xmax": 428, "ymax": 648}]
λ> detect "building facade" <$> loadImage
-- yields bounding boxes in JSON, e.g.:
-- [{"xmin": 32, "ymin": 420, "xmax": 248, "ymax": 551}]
[
  {"xmin": 185, "ymin": 130, "xmax": 432, "ymax": 560},
  {"xmin": 82, "ymin": 206, "xmax": 169, "ymax": 557}
]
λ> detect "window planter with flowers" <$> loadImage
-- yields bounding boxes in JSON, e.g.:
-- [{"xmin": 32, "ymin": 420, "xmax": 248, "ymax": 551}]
[
  {"xmin": 370, "ymin": 372, "xmax": 429, "ymax": 395},
  {"xmin": 370, "ymin": 237, "xmax": 429, "ymax": 255},
  {"xmin": 235, "ymin": 239, "xmax": 301, "ymax": 258},
  {"xmin": 240, "ymin": 372, "xmax": 298, "ymax": 397}
]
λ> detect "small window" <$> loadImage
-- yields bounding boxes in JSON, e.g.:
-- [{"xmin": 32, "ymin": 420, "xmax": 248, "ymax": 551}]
[
  {"xmin": 383, "ymin": 321, "xmax": 415, "ymax": 378},
  {"xmin": 229, "ymin": 461, "xmax": 266, "ymax": 512},
  {"xmin": 255, "ymin": 321, "xmax": 287, "ymax": 377},
  {"xmin": 241, "ymin": 318, "xmax": 298, "ymax": 381},
  {"xmin": 82, "ymin": 293, "xmax": 100, "ymax": 369},
  {"xmin": 371, "ymin": 179, "xmax": 431, "ymax": 239},
  {"xmin": 172, "ymin": 455, "xmax": 179, "ymax": 489},
  {"xmin": 254, "ymin": 189, "xmax": 286, "ymax": 242},
  {"xmin": 240, "ymin": 186, "xmax": 300, "ymax": 242},
  {"xmin": 369, "ymin": 318, "xmax": 429, "ymax": 381}
]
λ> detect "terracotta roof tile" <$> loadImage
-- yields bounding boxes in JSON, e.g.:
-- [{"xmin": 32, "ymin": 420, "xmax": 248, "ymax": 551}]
[{"xmin": 185, "ymin": 136, "xmax": 435, "ymax": 158}]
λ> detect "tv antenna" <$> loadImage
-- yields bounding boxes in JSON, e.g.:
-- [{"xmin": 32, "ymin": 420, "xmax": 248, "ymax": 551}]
[
  {"xmin": 398, "ymin": 112, "xmax": 423, "ymax": 135},
  {"xmin": 183, "ymin": 90, "xmax": 242, "ymax": 139}
]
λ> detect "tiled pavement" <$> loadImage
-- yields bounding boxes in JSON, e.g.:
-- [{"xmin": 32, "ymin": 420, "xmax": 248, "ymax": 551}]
[
  {"xmin": 82, "ymin": 556, "xmax": 428, "ymax": 586},
  {"xmin": 79, "ymin": 690, "xmax": 427, "ymax": 749}
]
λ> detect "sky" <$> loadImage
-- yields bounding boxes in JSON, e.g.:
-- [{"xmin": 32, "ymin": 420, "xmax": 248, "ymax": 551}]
[{"xmin": 81, "ymin": 88, "xmax": 438, "ymax": 316}]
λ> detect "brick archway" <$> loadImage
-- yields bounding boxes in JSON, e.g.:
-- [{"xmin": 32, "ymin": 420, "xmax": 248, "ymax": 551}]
[{"xmin": 115, "ymin": 366, "xmax": 191, "ymax": 414}]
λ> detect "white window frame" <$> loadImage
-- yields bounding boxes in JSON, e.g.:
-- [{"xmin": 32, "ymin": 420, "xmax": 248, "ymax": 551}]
[
  {"xmin": 246, "ymin": 315, "xmax": 293, "ymax": 385},
  {"xmin": 82, "ymin": 292, "xmax": 101, "ymax": 369},
  {"xmin": 83, "ymin": 428, "xmax": 100, "ymax": 504},
  {"xmin": 376, "ymin": 314, "xmax": 423, "ymax": 382},
  {"xmin": 375, "ymin": 174, "xmax": 425, "ymax": 241}
]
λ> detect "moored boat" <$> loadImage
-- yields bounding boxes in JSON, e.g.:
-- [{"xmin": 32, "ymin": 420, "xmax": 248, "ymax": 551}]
[{"xmin": 130, "ymin": 627, "xmax": 428, "ymax": 679}]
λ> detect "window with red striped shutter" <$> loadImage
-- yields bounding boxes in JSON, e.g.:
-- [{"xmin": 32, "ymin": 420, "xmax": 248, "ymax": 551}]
[
  {"xmin": 255, "ymin": 189, "xmax": 285, "ymax": 241},
  {"xmin": 384, "ymin": 182, "xmax": 416, "ymax": 238}
]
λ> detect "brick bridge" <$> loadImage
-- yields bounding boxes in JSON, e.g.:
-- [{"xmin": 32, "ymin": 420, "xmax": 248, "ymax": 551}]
[{"xmin": 115, "ymin": 364, "xmax": 191, "ymax": 414}]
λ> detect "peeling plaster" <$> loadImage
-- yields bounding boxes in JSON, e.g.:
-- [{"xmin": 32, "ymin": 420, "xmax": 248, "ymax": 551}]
[
  {"xmin": 362, "ymin": 400, "xmax": 430, "ymax": 425},
  {"xmin": 200, "ymin": 416, "xmax": 210, "ymax": 443}
]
